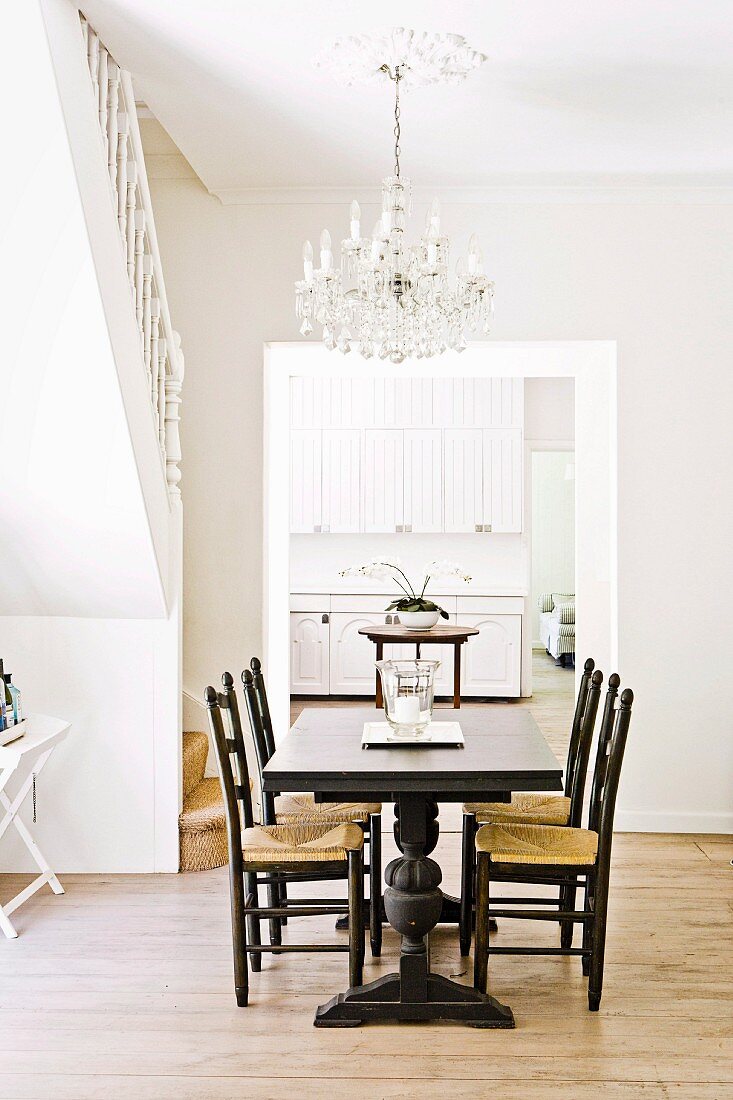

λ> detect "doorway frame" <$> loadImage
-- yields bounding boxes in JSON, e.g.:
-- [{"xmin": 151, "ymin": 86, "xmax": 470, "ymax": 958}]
[{"xmin": 264, "ymin": 341, "xmax": 617, "ymax": 740}]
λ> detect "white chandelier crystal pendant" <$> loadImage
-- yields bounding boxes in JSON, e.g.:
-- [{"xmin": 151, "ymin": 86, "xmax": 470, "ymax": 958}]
[{"xmin": 295, "ymin": 28, "xmax": 494, "ymax": 363}]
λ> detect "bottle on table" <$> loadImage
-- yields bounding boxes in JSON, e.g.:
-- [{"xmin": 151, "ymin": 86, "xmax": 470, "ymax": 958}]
[
  {"xmin": 0, "ymin": 659, "xmax": 7, "ymax": 731},
  {"xmin": 3, "ymin": 672, "xmax": 21, "ymax": 726}
]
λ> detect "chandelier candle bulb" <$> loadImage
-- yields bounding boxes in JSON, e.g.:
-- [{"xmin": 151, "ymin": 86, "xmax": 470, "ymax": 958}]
[
  {"xmin": 429, "ymin": 197, "xmax": 441, "ymax": 235},
  {"xmin": 350, "ymin": 200, "xmax": 361, "ymax": 241},
  {"xmin": 303, "ymin": 240, "xmax": 314, "ymax": 283}
]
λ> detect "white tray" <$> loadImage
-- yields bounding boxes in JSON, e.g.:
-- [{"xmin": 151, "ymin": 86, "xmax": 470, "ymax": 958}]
[{"xmin": 362, "ymin": 721, "xmax": 464, "ymax": 748}]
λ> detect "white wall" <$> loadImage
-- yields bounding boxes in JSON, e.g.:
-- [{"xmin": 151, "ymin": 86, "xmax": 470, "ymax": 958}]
[
  {"xmin": 525, "ymin": 378, "xmax": 575, "ymax": 442},
  {"xmin": 290, "ymin": 533, "xmax": 525, "ymax": 594},
  {"xmin": 531, "ymin": 452, "xmax": 575, "ymax": 640},
  {"xmin": 145, "ymin": 138, "xmax": 733, "ymax": 832}
]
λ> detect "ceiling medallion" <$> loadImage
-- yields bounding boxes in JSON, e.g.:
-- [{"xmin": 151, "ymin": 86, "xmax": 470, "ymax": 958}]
[{"xmin": 295, "ymin": 28, "xmax": 493, "ymax": 363}]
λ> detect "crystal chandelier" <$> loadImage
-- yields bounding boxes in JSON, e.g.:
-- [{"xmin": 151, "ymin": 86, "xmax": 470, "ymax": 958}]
[{"xmin": 294, "ymin": 29, "xmax": 493, "ymax": 363}]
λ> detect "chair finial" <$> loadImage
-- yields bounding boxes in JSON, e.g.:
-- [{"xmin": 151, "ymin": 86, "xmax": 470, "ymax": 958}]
[
  {"xmin": 242, "ymin": 668, "xmax": 254, "ymax": 685},
  {"xmin": 620, "ymin": 687, "xmax": 634, "ymax": 706},
  {"xmin": 584, "ymin": 657, "xmax": 595, "ymax": 673},
  {"xmin": 222, "ymin": 671, "xmax": 234, "ymax": 688},
  {"xmin": 608, "ymin": 672, "xmax": 621, "ymax": 689},
  {"xmin": 251, "ymin": 657, "xmax": 262, "ymax": 672},
  {"xmin": 205, "ymin": 686, "xmax": 218, "ymax": 706},
  {"xmin": 591, "ymin": 669, "xmax": 604, "ymax": 687}
]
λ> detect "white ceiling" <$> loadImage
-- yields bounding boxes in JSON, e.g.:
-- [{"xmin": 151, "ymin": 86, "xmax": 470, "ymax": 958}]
[{"xmin": 81, "ymin": 1, "xmax": 733, "ymax": 199}]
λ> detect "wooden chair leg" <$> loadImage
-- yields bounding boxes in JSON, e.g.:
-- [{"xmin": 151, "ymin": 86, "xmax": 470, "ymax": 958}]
[
  {"xmin": 459, "ymin": 812, "xmax": 476, "ymax": 956},
  {"xmin": 582, "ymin": 882, "xmax": 592, "ymax": 976},
  {"xmin": 348, "ymin": 849, "xmax": 364, "ymax": 988},
  {"xmin": 230, "ymin": 867, "xmax": 249, "ymax": 1007},
  {"xmin": 244, "ymin": 871, "xmax": 262, "ymax": 973},
  {"xmin": 473, "ymin": 851, "xmax": 491, "ymax": 992},
  {"xmin": 588, "ymin": 871, "xmax": 608, "ymax": 1011},
  {"xmin": 559, "ymin": 881, "xmax": 577, "ymax": 949},
  {"xmin": 267, "ymin": 877, "xmax": 282, "ymax": 947},
  {"xmin": 279, "ymin": 876, "xmax": 288, "ymax": 924},
  {"xmin": 369, "ymin": 814, "xmax": 382, "ymax": 958}
]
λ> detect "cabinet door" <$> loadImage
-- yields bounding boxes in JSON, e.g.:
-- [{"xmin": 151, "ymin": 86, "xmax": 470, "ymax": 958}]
[
  {"xmin": 290, "ymin": 429, "xmax": 322, "ymax": 533},
  {"xmin": 290, "ymin": 613, "xmax": 329, "ymax": 694},
  {"xmin": 460, "ymin": 614, "xmax": 521, "ymax": 697},
  {"xmin": 403, "ymin": 429, "xmax": 443, "ymax": 532},
  {"xmin": 363, "ymin": 430, "xmax": 404, "ymax": 532},
  {"xmin": 483, "ymin": 428, "xmax": 522, "ymax": 532},
  {"xmin": 329, "ymin": 613, "xmax": 387, "ymax": 695},
  {"xmin": 322, "ymin": 429, "xmax": 361, "ymax": 533},
  {"xmin": 443, "ymin": 429, "xmax": 483, "ymax": 532}
]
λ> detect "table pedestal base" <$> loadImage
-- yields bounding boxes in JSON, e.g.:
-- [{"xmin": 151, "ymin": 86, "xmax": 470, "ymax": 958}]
[{"xmin": 315, "ymin": 970, "xmax": 514, "ymax": 1028}]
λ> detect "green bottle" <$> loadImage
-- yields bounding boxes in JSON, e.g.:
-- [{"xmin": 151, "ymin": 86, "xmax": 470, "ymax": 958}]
[{"xmin": 3, "ymin": 673, "xmax": 21, "ymax": 726}]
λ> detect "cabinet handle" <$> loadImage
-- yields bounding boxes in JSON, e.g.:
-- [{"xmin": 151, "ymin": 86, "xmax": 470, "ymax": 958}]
[
  {"xmin": 314, "ymin": 525, "xmax": 322, "ymax": 533},
  {"xmin": 385, "ymin": 615, "xmax": 392, "ymax": 624},
  {"xmin": 404, "ymin": 524, "xmax": 412, "ymax": 533},
  {"xmin": 484, "ymin": 523, "xmax": 492, "ymax": 533},
  {"xmin": 395, "ymin": 524, "xmax": 403, "ymax": 533},
  {"xmin": 321, "ymin": 613, "xmax": 329, "ymax": 624}
]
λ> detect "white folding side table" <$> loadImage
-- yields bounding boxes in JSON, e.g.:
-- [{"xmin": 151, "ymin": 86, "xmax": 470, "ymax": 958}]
[{"xmin": 0, "ymin": 714, "xmax": 71, "ymax": 938}]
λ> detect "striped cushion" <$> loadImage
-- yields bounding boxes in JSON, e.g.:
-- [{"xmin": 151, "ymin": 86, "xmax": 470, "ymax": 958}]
[
  {"xmin": 552, "ymin": 603, "xmax": 575, "ymax": 625},
  {"xmin": 537, "ymin": 593, "xmax": 554, "ymax": 613},
  {"xmin": 551, "ymin": 592, "xmax": 574, "ymax": 608},
  {"xmin": 558, "ymin": 622, "xmax": 575, "ymax": 638}
]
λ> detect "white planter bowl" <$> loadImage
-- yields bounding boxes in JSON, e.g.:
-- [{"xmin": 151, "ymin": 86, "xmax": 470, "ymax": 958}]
[{"xmin": 396, "ymin": 610, "xmax": 441, "ymax": 631}]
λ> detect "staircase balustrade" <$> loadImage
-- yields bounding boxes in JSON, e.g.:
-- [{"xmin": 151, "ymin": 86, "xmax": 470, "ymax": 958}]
[{"xmin": 80, "ymin": 14, "xmax": 183, "ymax": 500}]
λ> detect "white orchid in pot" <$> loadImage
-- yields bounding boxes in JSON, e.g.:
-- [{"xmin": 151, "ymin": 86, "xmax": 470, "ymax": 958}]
[{"xmin": 339, "ymin": 558, "xmax": 472, "ymax": 630}]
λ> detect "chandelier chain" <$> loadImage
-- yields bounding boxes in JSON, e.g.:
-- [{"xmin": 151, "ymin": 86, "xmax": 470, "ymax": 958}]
[{"xmin": 393, "ymin": 65, "xmax": 402, "ymax": 178}]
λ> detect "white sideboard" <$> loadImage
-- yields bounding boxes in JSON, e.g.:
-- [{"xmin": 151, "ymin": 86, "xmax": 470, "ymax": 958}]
[{"xmin": 290, "ymin": 592, "xmax": 523, "ymax": 699}]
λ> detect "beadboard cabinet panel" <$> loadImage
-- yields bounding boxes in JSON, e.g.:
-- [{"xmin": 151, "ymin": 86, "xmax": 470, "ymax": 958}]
[
  {"xmin": 459, "ymin": 613, "xmax": 522, "ymax": 697},
  {"xmin": 483, "ymin": 428, "xmax": 523, "ymax": 532},
  {"xmin": 403, "ymin": 429, "xmax": 443, "ymax": 532},
  {"xmin": 290, "ymin": 612, "xmax": 329, "ymax": 694},
  {"xmin": 329, "ymin": 613, "xmax": 389, "ymax": 694},
  {"xmin": 363, "ymin": 429, "xmax": 404, "ymax": 532},
  {"xmin": 443, "ymin": 429, "xmax": 484, "ymax": 532},
  {"xmin": 321, "ymin": 429, "xmax": 361, "ymax": 533},
  {"xmin": 290, "ymin": 429, "xmax": 322, "ymax": 533}
]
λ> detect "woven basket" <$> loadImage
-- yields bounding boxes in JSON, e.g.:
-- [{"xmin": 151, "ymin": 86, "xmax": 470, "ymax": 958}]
[{"xmin": 179, "ymin": 776, "xmax": 228, "ymax": 872}]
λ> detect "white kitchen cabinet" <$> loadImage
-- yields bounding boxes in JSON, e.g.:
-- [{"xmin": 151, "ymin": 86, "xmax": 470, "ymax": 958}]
[
  {"xmin": 483, "ymin": 428, "xmax": 523, "ymax": 532},
  {"xmin": 443, "ymin": 429, "xmax": 484, "ymax": 532},
  {"xmin": 363, "ymin": 430, "xmax": 404, "ymax": 532},
  {"xmin": 322, "ymin": 429, "xmax": 361, "ymax": 532},
  {"xmin": 459, "ymin": 613, "xmax": 522, "ymax": 697},
  {"xmin": 290, "ymin": 429, "xmax": 322, "ymax": 533},
  {"xmin": 403, "ymin": 429, "xmax": 443, "ymax": 532},
  {"xmin": 329, "ymin": 612, "xmax": 387, "ymax": 694},
  {"xmin": 290, "ymin": 612, "xmax": 330, "ymax": 694}
]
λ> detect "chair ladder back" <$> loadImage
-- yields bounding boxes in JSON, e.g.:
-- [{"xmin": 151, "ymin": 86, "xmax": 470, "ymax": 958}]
[
  {"xmin": 218, "ymin": 673, "xmax": 255, "ymax": 826},
  {"xmin": 567, "ymin": 667, "xmax": 603, "ymax": 827},
  {"xmin": 594, "ymin": 684, "xmax": 634, "ymax": 880},
  {"xmin": 588, "ymin": 673, "xmax": 621, "ymax": 835},
  {"xmin": 206, "ymin": 686, "xmax": 249, "ymax": 875},
  {"xmin": 242, "ymin": 669, "xmax": 277, "ymax": 826},
  {"xmin": 564, "ymin": 657, "xmax": 596, "ymax": 799},
  {"xmin": 250, "ymin": 657, "xmax": 277, "ymax": 761}
]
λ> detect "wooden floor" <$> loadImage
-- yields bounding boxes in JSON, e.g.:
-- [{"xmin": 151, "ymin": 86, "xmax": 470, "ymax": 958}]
[{"xmin": 1, "ymin": 654, "xmax": 731, "ymax": 1099}]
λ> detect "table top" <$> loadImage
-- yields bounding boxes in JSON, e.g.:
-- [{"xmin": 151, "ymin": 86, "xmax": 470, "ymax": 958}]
[
  {"xmin": 0, "ymin": 714, "xmax": 71, "ymax": 770},
  {"xmin": 263, "ymin": 706, "xmax": 562, "ymax": 801},
  {"xmin": 358, "ymin": 624, "xmax": 480, "ymax": 643}
]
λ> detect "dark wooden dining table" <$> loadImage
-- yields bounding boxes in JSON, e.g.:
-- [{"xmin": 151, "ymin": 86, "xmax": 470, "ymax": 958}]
[{"xmin": 262, "ymin": 705, "xmax": 562, "ymax": 1028}]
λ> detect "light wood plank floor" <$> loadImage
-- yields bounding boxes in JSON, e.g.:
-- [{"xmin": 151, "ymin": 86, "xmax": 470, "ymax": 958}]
[{"xmin": 1, "ymin": 653, "xmax": 731, "ymax": 1099}]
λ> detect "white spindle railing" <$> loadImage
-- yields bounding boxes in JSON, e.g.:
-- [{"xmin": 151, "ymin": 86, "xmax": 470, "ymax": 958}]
[{"xmin": 80, "ymin": 14, "xmax": 183, "ymax": 500}]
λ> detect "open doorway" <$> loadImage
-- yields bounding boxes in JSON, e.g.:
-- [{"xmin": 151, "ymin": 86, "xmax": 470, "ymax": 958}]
[
  {"xmin": 531, "ymin": 449, "xmax": 576, "ymax": 672},
  {"xmin": 264, "ymin": 341, "xmax": 617, "ymax": 742}
]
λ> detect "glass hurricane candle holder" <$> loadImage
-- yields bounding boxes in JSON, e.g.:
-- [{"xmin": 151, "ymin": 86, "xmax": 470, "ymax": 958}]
[{"xmin": 376, "ymin": 659, "xmax": 440, "ymax": 737}]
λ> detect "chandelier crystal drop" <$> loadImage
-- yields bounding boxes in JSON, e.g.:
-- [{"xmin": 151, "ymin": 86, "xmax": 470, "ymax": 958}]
[{"xmin": 295, "ymin": 29, "xmax": 494, "ymax": 363}]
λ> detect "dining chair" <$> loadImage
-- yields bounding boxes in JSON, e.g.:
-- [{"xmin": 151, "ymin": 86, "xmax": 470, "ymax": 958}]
[
  {"xmin": 243, "ymin": 657, "xmax": 383, "ymax": 957},
  {"xmin": 472, "ymin": 674, "xmax": 633, "ymax": 1011},
  {"xmin": 459, "ymin": 658, "xmax": 599, "ymax": 955},
  {"xmin": 206, "ymin": 682, "xmax": 365, "ymax": 1007}
]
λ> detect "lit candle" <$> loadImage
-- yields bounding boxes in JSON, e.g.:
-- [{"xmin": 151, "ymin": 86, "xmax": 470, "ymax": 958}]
[
  {"xmin": 393, "ymin": 695, "xmax": 420, "ymax": 725},
  {"xmin": 302, "ymin": 240, "xmax": 313, "ymax": 284}
]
